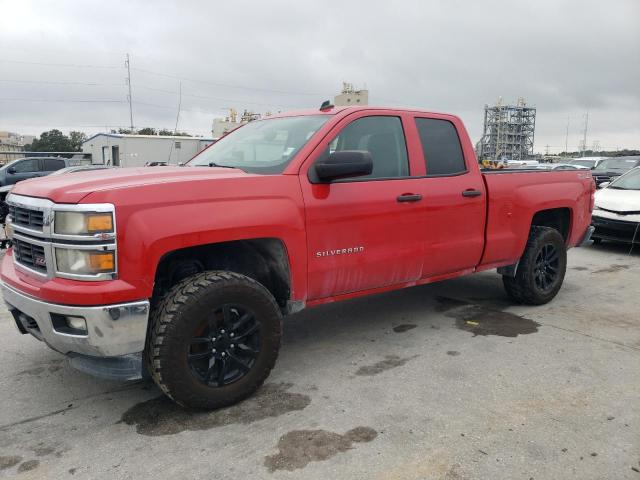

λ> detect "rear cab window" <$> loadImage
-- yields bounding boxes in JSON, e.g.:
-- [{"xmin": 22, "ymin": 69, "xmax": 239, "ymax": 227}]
[
  {"xmin": 43, "ymin": 158, "xmax": 66, "ymax": 171},
  {"xmin": 414, "ymin": 118, "xmax": 467, "ymax": 176}
]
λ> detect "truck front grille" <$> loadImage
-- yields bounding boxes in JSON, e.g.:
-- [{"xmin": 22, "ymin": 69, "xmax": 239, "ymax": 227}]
[
  {"xmin": 13, "ymin": 238, "xmax": 47, "ymax": 273},
  {"xmin": 8, "ymin": 205, "xmax": 44, "ymax": 231}
]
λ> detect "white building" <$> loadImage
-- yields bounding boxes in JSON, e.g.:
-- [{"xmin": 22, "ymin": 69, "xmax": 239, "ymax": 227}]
[
  {"xmin": 334, "ymin": 82, "xmax": 369, "ymax": 107},
  {"xmin": 0, "ymin": 131, "xmax": 36, "ymax": 163},
  {"xmin": 82, "ymin": 134, "xmax": 216, "ymax": 167}
]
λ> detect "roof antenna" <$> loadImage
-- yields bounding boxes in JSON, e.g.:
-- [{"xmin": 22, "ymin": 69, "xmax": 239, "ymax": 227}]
[{"xmin": 319, "ymin": 100, "xmax": 334, "ymax": 111}]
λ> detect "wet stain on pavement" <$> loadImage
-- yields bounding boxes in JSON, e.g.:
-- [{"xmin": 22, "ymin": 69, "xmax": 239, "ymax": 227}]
[
  {"xmin": 0, "ymin": 456, "xmax": 22, "ymax": 470},
  {"xmin": 17, "ymin": 460, "xmax": 39, "ymax": 473},
  {"xmin": 393, "ymin": 324, "xmax": 417, "ymax": 333},
  {"xmin": 31, "ymin": 445, "xmax": 55, "ymax": 457},
  {"xmin": 437, "ymin": 296, "xmax": 539, "ymax": 337},
  {"xmin": 592, "ymin": 264, "xmax": 629, "ymax": 274},
  {"xmin": 30, "ymin": 442, "xmax": 67, "ymax": 458},
  {"xmin": 18, "ymin": 359, "xmax": 65, "ymax": 376},
  {"xmin": 355, "ymin": 355, "xmax": 418, "ymax": 376},
  {"xmin": 572, "ymin": 266, "xmax": 588, "ymax": 271},
  {"xmin": 264, "ymin": 426, "xmax": 377, "ymax": 472},
  {"xmin": 446, "ymin": 351, "xmax": 460, "ymax": 356},
  {"xmin": 452, "ymin": 306, "xmax": 539, "ymax": 337},
  {"xmin": 121, "ymin": 383, "xmax": 311, "ymax": 436}
]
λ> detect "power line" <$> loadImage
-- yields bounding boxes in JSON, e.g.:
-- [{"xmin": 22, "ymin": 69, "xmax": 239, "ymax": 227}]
[
  {"xmin": 0, "ymin": 79, "xmax": 125, "ymax": 86},
  {"xmin": 131, "ymin": 67, "xmax": 322, "ymax": 97},
  {"xmin": 0, "ymin": 59, "xmax": 121, "ymax": 69},
  {"xmin": 0, "ymin": 97, "xmax": 127, "ymax": 103},
  {"xmin": 133, "ymin": 84, "xmax": 305, "ymax": 109}
]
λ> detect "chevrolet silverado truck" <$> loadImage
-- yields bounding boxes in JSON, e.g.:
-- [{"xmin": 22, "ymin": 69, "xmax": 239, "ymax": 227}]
[{"xmin": 1, "ymin": 106, "xmax": 595, "ymax": 409}]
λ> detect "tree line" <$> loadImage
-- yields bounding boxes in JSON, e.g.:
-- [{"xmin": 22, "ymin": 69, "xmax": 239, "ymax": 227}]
[{"xmin": 26, "ymin": 128, "xmax": 191, "ymax": 152}]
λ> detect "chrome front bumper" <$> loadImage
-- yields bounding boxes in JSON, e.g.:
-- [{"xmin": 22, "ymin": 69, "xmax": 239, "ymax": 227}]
[{"xmin": 1, "ymin": 281, "xmax": 149, "ymax": 357}]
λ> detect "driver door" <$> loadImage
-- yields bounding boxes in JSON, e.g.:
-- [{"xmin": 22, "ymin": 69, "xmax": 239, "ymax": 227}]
[{"xmin": 300, "ymin": 112, "xmax": 426, "ymax": 299}]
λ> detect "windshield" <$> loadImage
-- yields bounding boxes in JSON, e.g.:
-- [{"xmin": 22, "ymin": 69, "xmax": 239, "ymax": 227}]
[
  {"xmin": 609, "ymin": 168, "xmax": 640, "ymax": 190},
  {"xmin": 594, "ymin": 158, "xmax": 640, "ymax": 171},
  {"xmin": 571, "ymin": 160, "xmax": 595, "ymax": 168},
  {"xmin": 188, "ymin": 115, "xmax": 330, "ymax": 173}
]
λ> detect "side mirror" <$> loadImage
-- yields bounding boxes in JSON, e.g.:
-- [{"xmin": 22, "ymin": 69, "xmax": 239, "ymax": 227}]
[
  {"xmin": 598, "ymin": 181, "xmax": 610, "ymax": 188},
  {"xmin": 7, "ymin": 167, "xmax": 16, "ymax": 174},
  {"xmin": 314, "ymin": 150, "xmax": 373, "ymax": 182}
]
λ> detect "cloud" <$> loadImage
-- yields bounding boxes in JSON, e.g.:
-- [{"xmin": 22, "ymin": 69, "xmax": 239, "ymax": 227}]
[{"xmin": 1, "ymin": 0, "xmax": 638, "ymax": 151}]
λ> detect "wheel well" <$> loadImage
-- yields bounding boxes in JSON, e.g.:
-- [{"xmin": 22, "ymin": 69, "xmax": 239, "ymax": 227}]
[
  {"xmin": 531, "ymin": 208, "xmax": 571, "ymax": 241},
  {"xmin": 153, "ymin": 238, "xmax": 291, "ymax": 308}
]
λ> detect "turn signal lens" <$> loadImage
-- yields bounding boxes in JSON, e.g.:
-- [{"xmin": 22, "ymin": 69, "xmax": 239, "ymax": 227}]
[
  {"xmin": 87, "ymin": 214, "xmax": 113, "ymax": 233},
  {"xmin": 88, "ymin": 252, "xmax": 115, "ymax": 271}
]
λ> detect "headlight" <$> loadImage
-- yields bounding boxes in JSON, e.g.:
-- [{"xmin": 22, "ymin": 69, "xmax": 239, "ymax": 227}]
[
  {"xmin": 54, "ymin": 211, "xmax": 113, "ymax": 235},
  {"xmin": 55, "ymin": 248, "xmax": 115, "ymax": 276}
]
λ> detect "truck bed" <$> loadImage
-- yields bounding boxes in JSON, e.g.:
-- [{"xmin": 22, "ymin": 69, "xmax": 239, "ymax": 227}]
[{"xmin": 479, "ymin": 169, "xmax": 594, "ymax": 269}]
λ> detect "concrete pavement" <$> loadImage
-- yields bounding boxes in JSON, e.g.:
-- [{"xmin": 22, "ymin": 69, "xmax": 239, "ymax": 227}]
[{"xmin": 0, "ymin": 243, "xmax": 638, "ymax": 479}]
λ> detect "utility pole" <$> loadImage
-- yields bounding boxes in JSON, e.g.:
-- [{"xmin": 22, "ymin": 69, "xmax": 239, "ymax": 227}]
[
  {"xmin": 564, "ymin": 116, "xmax": 569, "ymax": 155},
  {"xmin": 125, "ymin": 53, "xmax": 134, "ymax": 132},
  {"xmin": 580, "ymin": 111, "xmax": 589, "ymax": 157},
  {"xmin": 173, "ymin": 81, "xmax": 182, "ymax": 133}
]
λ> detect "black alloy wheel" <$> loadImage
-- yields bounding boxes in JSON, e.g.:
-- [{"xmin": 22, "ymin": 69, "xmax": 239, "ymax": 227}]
[
  {"xmin": 502, "ymin": 226, "xmax": 567, "ymax": 305},
  {"xmin": 533, "ymin": 244, "xmax": 560, "ymax": 292},
  {"xmin": 146, "ymin": 271, "xmax": 282, "ymax": 409},
  {"xmin": 188, "ymin": 304, "xmax": 261, "ymax": 387}
]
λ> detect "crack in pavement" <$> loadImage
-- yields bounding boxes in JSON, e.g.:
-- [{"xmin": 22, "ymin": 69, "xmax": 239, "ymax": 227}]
[
  {"xmin": 0, "ymin": 383, "xmax": 148, "ymax": 431},
  {"xmin": 539, "ymin": 322, "xmax": 640, "ymax": 352}
]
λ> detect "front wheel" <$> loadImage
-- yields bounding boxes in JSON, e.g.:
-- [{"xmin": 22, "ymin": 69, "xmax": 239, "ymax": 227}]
[
  {"xmin": 146, "ymin": 271, "xmax": 282, "ymax": 409},
  {"xmin": 502, "ymin": 226, "xmax": 567, "ymax": 305}
]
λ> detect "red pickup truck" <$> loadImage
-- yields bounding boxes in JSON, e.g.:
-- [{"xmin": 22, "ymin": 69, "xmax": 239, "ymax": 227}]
[{"xmin": 1, "ymin": 106, "xmax": 595, "ymax": 409}]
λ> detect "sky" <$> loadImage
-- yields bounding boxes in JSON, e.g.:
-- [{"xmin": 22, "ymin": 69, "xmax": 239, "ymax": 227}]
[{"xmin": 0, "ymin": 0, "xmax": 638, "ymax": 153}]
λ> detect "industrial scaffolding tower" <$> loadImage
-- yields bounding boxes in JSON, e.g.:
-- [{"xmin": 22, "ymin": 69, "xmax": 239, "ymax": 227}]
[{"xmin": 478, "ymin": 98, "xmax": 536, "ymax": 161}]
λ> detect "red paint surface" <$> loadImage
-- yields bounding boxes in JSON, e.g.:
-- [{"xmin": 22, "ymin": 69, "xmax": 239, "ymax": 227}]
[{"xmin": 3, "ymin": 107, "xmax": 593, "ymax": 308}]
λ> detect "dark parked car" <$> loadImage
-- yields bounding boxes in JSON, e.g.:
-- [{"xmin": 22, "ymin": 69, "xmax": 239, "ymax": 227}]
[
  {"xmin": 0, "ymin": 157, "xmax": 78, "ymax": 187},
  {"xmin": 592, "ymin": 156, "xmax": 640, "ymax": 187},
  {"xmin": 0, "ymin": 164, "xmax": 113, "ymax": 227}
]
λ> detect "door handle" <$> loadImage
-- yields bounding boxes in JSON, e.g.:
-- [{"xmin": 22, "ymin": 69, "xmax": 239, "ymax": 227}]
[
  {"xmin": 462, "ymin": 189, "xmax": 482, "ymax": 198},
  {"xmin": 397, "ymin": 193, "xmax": 423, "ymax": 203}
]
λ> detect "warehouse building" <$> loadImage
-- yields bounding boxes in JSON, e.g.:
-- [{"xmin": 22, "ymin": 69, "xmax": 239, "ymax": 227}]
[{"xmin": 82, "ymin": 133, "xmax": 216, "ymax": 167}]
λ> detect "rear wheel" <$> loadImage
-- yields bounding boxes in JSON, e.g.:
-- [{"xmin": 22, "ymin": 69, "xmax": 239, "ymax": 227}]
[
  {"xmin": 502, "ymin": 226, "xmax": 567, "ymax": 305},
  {"xmin": 146, "ymin": 271, "xmax": 282, "ymax": 409}
]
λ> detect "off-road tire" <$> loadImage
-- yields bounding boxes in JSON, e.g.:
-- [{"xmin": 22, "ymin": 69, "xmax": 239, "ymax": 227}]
[
  {"xmin": 502, "ymin": 226, "xmax": 567, "ymax": 305},
  {"xmin": 146, "ymin": 271, "xmax": 282, "ymax": 409}
]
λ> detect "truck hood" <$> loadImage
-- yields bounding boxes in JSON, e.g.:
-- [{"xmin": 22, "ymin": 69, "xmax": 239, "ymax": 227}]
[
  {"xmin": 9, "ymin": 166, "xmax": 247, "ymax": 203},
  {"xmin": 595, "ymin": 187, "xmax": 640, "ymax": 213}
]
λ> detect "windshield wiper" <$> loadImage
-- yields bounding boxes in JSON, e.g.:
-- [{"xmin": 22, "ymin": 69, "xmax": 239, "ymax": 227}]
[{"xmin": 208, "ymin": 162, "xmax": 243, "ymax": 171}]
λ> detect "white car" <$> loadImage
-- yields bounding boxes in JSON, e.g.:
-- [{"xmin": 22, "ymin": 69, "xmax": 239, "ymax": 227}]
[{"xmin": 591, "ymin": 167, "xmax": 640, "ymax": 245}]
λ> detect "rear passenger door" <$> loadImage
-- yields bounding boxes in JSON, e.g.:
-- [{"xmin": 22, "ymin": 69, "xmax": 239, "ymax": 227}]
[
  {"xmin": 42, "ymin": 158, "xmax": 66, "ymax": 173},
  {"xmin": 413, "ymin": 117, "xmax": 486, "ymax": 277},
  {"xmin": 300, "ymin": 112, "xmax": 426, "ymax": 299}
]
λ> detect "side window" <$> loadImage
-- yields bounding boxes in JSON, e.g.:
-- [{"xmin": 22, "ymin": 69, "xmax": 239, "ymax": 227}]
[
  {"xmin": 11, "ymin": 159, "xmax": 38, "ymax": 173},
  {"xmin": 415, "ymin": 118, "xmax": 466, "ymax": 176},
  {"xmin": 329, "ymin": 116, "xmax": 409, "ymax": 179},
  {"xmin": 43, "ymin": 159, "xmax": 66, "ymax": 171}
]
